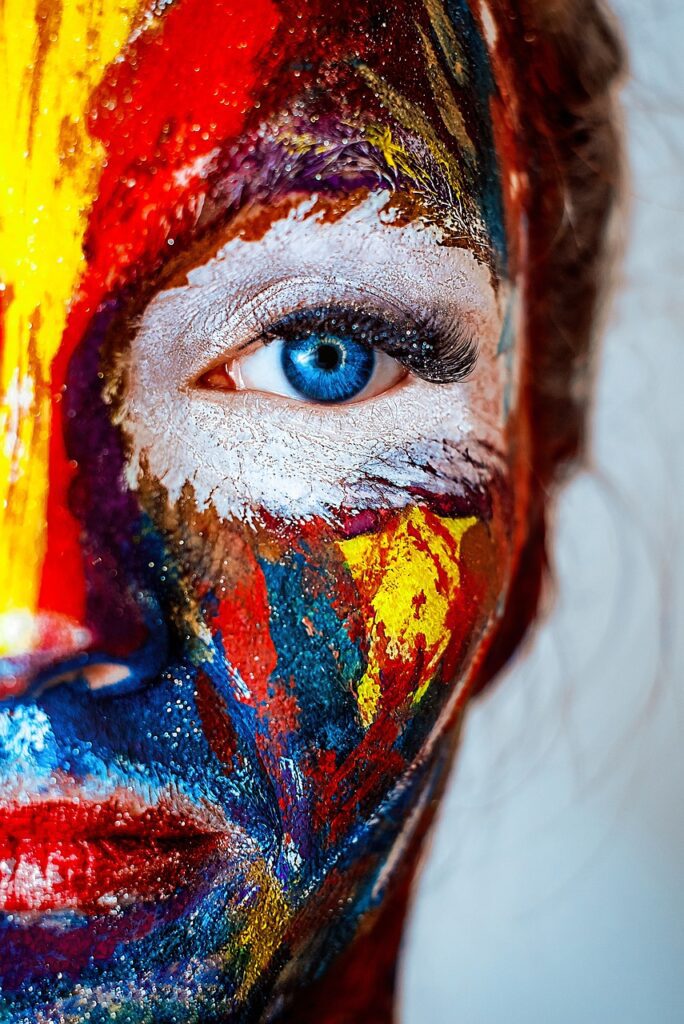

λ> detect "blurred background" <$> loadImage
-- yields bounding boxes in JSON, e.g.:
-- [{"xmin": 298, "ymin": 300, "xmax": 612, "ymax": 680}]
[{"xmin": 403, "ymin": 1, "xmax": 684, "ymax": 1020}]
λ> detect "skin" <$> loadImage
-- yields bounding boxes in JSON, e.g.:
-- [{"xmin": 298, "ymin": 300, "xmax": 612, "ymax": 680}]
[{"xmin": 0, "ymin": 1, "xmax": 536, "ymax": 1020}]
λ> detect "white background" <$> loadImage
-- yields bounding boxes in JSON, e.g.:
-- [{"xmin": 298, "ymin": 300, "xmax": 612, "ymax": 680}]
[{"xmin": 404, "ymin": 1, "xmax": 684, "ymax": 1020}]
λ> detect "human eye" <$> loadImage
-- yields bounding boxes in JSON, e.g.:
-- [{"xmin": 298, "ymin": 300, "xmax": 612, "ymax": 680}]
[
  {"xmin": 120, "ymin": 202, "xmax": 508, "ymax": 523},
  {"xmin": 195, "ymin": 303, "xmax": 479, "ymax": 406}
]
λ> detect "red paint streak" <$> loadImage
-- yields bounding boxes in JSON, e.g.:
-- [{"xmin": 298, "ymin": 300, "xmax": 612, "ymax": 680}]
[
  {"xmin": 309, "ymin": 509, "xmax": 501, "ymax": 844},
  {"xmin": 38, "ymin": 433, "xmax": 86, "ymax": 623},
  {"xmin": 314, "ymin": 714, "xmax": 406, "ymax": 846},
  {"xmin": 195, "ymin": 669, "xmax": 238, "ymax": 768},
  {"xmin": 210, "ymin": 545, "xmax": 278, "ymax": 710},
  {"xmin": 86, "ymin": 0, "xmax": 281, "ymax": 295},
  {"xmin": 0, "ymin": 796, "xmax": 223, "ymax": 914}
]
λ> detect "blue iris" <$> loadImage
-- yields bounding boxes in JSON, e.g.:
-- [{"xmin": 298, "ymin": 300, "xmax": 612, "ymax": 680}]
[{"xmin": 281, "ymin": 333, "xmax": 375, "ymax": 403}]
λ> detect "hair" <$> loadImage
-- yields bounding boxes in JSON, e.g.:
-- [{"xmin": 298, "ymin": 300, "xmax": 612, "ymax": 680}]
[
  {"xmin": 523, "ymin": 0, "xmax": 624, "ymax": 478},
  {"xmin": 477, "ymin": 0, "xmax": 625, "ymax": 688}
]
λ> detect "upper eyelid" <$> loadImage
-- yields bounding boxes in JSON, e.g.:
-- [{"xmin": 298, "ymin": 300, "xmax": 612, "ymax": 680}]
[
  {"xmin": 237, "ymin": 277, "xmax": 438, "ymax": 348},
  {"xmin": 179, "ymin": 277, "xmax": 482, "ymax": 379},
  {"xmin": 135, "ymin": 236, "xmax": 502, "ymax": 398},
  {"xmin": 131, "ymin": 196, "xmax": 505, "ymax": 385},
  {"xmin": 254, "ymin": 302, "xmax": 430, "ymax": 347}
]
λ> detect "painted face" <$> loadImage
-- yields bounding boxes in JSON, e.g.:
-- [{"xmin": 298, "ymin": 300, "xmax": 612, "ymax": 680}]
[{"xmin": 0, "ymin": 0, "xmax": 534, "ymax": 1019}]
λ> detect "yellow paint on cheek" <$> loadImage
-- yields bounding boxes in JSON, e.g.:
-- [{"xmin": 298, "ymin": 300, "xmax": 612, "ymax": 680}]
[
  {"xmin": 227, "ymin": 860, "xmax": 290, "ymax": 999},
  {"xmin": 0, "ymin": 0, "xmax": 140, "ymax": 651},
  {"xmin": 338, "ymin": 508, "xmax": 477, "ymax": 728}
]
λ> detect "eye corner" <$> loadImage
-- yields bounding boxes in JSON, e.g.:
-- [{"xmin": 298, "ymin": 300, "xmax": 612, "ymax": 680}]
[
  {"xmin": 194, "ymin": 362, "xmax": 237, "ymax": 392},
  {"xmin": 431, "ymin": 319, "xmax": 481, "ymax": 386},
  {"xmin": 455, "ymin": 335, "xmax": 480, "ymax": 383}
]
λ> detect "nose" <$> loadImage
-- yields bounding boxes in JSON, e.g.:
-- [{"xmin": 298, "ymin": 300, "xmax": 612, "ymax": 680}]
[
  {"xmin": 0, "ymin": 350, "xmax": 105, "ymax": 696},
  {"xmin": 0, "ymin": 350, "xmax": 169, "ymax": 701},
  {"xmin": 0, "ymin": 393, "xmax": 165, "ymax": 702},
  {"xmin": 0, "ymin": 7, "xmax": 166, "ymax": 703}
]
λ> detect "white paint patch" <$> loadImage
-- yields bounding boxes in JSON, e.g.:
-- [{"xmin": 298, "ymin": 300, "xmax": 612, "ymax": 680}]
[
  {"xmin": 2, "ymin": 368, "xmax": 35, "ymax": 483},
  {"xmin": 0, "ymin": 854, "xmax": 64, "ymax": 911},
  {"xmin": 118, "ymin": 193, "xmax": 520, "ymax": 522},
  {"xmin": 173, "ymin": 147, "xmax": 220, "ymax": 188},
  {"xmin": 0, "ymin": 705, "xmax": 53, "ymax": 759}
]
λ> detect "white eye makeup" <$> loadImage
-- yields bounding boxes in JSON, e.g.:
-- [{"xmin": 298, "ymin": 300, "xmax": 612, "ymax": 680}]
[{"xmin": 119, "ymin": 191, "xmax": 519, "ymax": 522}]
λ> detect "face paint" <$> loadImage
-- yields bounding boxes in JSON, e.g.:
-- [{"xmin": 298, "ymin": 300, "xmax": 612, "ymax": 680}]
[
  {"xmin": 0, "ymin": 1, "xmax": 535, "ymax": 1020},
  {"xmin": 121, "ymin": 192, "xmax": 509, "ymax": 522}
]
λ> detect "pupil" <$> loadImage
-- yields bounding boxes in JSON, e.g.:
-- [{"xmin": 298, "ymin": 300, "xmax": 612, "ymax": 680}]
[{"xmin": 315, "ymin": 342, "xmax": 342, "ymax": 372}]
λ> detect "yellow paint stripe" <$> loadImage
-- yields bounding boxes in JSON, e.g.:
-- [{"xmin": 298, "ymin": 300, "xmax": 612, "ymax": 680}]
[
  {"xmin": 418, "ymin": 25, "xmax": 476, "ymax": 160},
  {"xmin": 0, "ymin": 0, "xmax": 140, "ymax": 652},
  {"xmin": 228, "ymin": 859, "xmax": 290, "ymax": 999},
  {"xmin": 422, "ymin": 0, "xmax": 469, "ymax": 84},
  {"xmin": 339, "ymin": 508, "xmax": 476, "ymax": 727}
]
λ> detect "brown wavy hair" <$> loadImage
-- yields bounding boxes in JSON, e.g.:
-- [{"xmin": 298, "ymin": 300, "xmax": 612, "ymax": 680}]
[{"xmin": 478, "ymin": 0, "xmax": 624, "ymax": 689}]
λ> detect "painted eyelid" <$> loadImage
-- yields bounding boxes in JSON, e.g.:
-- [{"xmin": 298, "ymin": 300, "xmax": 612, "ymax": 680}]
[
  {"xmin": 191, "ymin": 299, "xmax": 401, "ymax": 377},
  {"xmin": 192, "ymin": 300, "xmax": 467, "ymax": 391},
  {"xmin": 176, "ymin": 274, "xmax": 460, "ymax": 383},
  {"xmin": 255, "ymin": 305, "xmax": 480, "ymax": 387}
]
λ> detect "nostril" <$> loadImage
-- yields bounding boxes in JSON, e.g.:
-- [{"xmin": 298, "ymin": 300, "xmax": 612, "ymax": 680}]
[
  {"xmin": 80, "ymin": 663, "xmax": 133, "ymax": 691},
  {"xmin": 0, "ymin": 610, "xmax": 91, "ymax": 662},
  {"xmin": 0, "ymin": 612, "xmax": 94, "ymax": 701},
  {"xmin": 1, "ymin": 656, "xmax": 141, "ymax": 704},
  {"xmin": 0, "ymin": 612, "xmax": 149, "ymax": 702},
  {"xmin": 32, "ymin": 660, "xmax": 134, "ymax": 699},
  {"xmin": 0, "ymin": 608, "xmax": 169, "ymax": 703}
]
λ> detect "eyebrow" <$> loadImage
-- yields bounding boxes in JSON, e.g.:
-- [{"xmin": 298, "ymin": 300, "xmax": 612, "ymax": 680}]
[
  {"xmin": 150, "ymin": 120, "xmax": 498, "ymax": 301},
  {"xmin": 212, "ymin": 124, "xmax": 494, "ymax": 247}
]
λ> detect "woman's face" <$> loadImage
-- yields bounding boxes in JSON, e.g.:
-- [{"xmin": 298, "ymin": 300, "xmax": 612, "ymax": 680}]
[{"xmin": 0, "ymin": 0, "xmax": 531, "ymax": 1018}]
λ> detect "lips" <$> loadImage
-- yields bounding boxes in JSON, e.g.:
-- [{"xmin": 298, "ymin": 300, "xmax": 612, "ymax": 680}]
[{"xmin": 0, "ymin": 792, "xmax": 224, "ymax": 915}]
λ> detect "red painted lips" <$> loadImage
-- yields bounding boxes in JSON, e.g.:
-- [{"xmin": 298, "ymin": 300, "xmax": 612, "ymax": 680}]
[{"xmin": 0, "ymin": 794, "xmax": 223, "ymax": 914}]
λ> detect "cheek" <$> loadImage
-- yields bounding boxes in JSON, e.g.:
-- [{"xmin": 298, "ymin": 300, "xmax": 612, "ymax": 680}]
[
  {"xmin": 170, "ymin": 499, "xmax": 509, "ymax": 848},
  {"xmin": 336, "ymin": 507, "xmax": 504, "ymax": 728}
]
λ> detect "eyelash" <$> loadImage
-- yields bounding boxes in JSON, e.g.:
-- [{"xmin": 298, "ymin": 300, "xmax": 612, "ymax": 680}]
[{"xmin": 256, "ymin": 304, "xmax": 479, "ymax": 385}]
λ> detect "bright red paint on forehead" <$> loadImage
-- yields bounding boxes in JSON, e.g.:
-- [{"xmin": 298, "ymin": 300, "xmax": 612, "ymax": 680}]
[{"xmin": 86, "ymin": 0, "xmax": 281, "ymax": 294}]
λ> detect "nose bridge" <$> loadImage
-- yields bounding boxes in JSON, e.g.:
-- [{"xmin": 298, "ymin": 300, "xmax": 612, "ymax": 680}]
[
  {"xmin": 0, "ymin": 150, "xmax": 87, "ymax": 657},
  {"xmin": 0, "ymin": 285, "xmax": 81, "ymax": 658}
]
